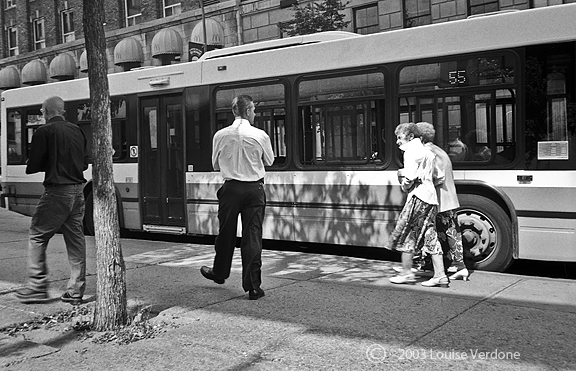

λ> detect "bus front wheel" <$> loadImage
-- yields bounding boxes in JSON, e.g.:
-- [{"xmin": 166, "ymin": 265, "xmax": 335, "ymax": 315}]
[{"xmin": 456, "ymin": 194, "xmax": 513, "ymax": 272}]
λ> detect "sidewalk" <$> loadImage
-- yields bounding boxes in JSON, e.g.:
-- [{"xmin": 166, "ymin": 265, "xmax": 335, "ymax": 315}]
[{"xmin": 1, "ymin": 206, "xmax": 575, "ymax": 370}]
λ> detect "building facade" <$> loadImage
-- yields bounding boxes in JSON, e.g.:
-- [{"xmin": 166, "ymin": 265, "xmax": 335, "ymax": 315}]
[{"xmin": 0, "ymin": 0, "xmax": 574, "ymax": 87}]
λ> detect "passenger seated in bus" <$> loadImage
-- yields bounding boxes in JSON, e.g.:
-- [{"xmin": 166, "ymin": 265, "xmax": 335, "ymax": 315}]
[
  {"xmin": 7, "ymin": 141, "xmax": 21, "ymax": 162},
  {"xmin": 464, "ymin": 130, "xmax": 491, "ymax": 161},
  {"xmin": 447, "ymin": 129, "xmax": 469, "ymax": 162},
  {"xmin": 387, "ymin": 122, "xmax": 449, "ymax": 288}
]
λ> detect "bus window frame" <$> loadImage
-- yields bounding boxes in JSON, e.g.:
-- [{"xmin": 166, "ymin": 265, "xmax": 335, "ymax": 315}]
[
  {"xmin": 73, "ymin": 97, "xmax": 129, "ymax": 163},
  {"xmin": 294, "ymin": 67, "xmax": 388, "ymax": 171},
  {"xmin": 396, "ymin": 50, "xmax": 521, "ymax": 169},
  {"xmin": 211, "ymin": 79, "xmax": 291, "ymax": 170}
]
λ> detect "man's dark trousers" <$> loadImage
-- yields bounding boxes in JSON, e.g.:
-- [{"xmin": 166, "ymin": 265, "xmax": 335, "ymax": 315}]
[{"xmin": 212, "ymin": 180, "xmax": 266, "ymax": 292}]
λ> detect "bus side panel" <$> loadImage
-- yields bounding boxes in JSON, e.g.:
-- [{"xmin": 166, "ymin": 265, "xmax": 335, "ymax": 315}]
[
  {"xmin": 185, "ymin": 172, "xmax": 296, "ymax": 241},
  {"xmin": 261, "ymin": 172, "xmax": 296, "ymax": 242},
  {"xmin": 518, "ymin": 217, "xmax": 576, "ymax": 261},
  {"xmin": 292, "ymin": 171, "xmax": 404, "ymax": 247},
  {"xmin": 2, "ymin": 166, "xmax": 43, "ymax": 216},
  {"xmin": 185, "ymin": 172, "xmax": 220, "ymax": 236},
  {"xmin": 113, "ymin": 164, "xmax": 140, "ymax": 230}
]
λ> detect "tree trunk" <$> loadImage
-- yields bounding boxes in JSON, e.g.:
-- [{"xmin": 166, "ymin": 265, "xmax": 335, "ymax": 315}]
[{"xmin": 83, "ymin": 0, "xmax": 127, "ymax": 331}]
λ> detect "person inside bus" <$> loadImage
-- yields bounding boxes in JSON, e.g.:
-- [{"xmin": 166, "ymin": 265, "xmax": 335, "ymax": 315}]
[
  {"xmin": 387, "ymin": 123, "xmax": 449, "ymax": 288},
  {"xmin": 200, "ymin": 95, "xmax": 275, "ymax": 300},
  {"xmin": 464, "ymin": 129, "xmax": 491, "ymax": 161},
  {"xmin": 447, "ymin": 128, "xmax": 469, "ymax": 162},
  {"xmin": 417, "ymin": 122, "xmax": 469, "ymax": 281},
  {"xmin": 15, "ymin": 96, "xmax": 89, "ymax": 305}
]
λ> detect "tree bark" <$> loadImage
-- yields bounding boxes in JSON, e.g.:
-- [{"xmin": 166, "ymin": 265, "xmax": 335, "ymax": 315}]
[{"xmin": 83, "ymin": 0, "xmax": 127, "ymax": 331}]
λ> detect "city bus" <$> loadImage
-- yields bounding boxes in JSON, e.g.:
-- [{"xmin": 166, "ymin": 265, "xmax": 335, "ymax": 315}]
[{"xmin": 2, "ymin": 4, "xmax": 576, "ymax": 272}]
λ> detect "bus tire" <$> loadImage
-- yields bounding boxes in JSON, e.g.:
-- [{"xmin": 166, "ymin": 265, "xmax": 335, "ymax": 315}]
[{"xmin": 456, "ymin": 194, "xmax": 513, "ymax": 272}]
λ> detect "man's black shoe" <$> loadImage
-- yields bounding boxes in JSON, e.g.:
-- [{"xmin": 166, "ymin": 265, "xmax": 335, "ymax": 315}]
[
  {"xmin": 248, "ymin": 288, "xmax": 265, "ymax": 300},
  {"xmin": 200, "ymin": 266, "xmax": 225, "ymax": 284},
  {"xmin": 60, "ymin": 292, "xmax": 82, "ymax": 305},
  {"xmin": 15, "ymin": 287, "xmax": 48, "ymax": 303}
]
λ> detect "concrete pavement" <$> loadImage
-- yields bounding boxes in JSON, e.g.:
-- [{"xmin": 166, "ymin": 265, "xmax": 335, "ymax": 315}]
[{"xmin": 1, "ymin": 206, "xmax": 575, "ymax": 370}]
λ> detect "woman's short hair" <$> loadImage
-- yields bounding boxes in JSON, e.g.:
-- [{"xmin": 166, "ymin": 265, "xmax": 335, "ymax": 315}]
[
  {"xmin": 232, "ymin": 95, "xmax": 253, "ymax": 118},
  {"xmin": 416, "ymin": 122, "xmax": 435, "ymax": 143},
  {"xmin": 394, "ymin": 122, "xmax": 419, "ymax": 138}
]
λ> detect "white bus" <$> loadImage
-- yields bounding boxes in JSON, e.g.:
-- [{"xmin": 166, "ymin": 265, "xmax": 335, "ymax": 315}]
[{"xmin": 2, "ymin": 4, "xmax": 576, "ymax": 272}]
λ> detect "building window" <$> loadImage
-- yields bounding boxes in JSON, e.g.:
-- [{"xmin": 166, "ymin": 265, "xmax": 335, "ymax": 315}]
[
  {"xmin": 404, "ymin": 0, "xmax": 431, "ymax": 28},
  {"xmin": 32, "ymin": 17, "xmax": 46, "ymax": 50},
  {"xmin": 468, "ymin": 0, "xmax": 499, "ymax": 16},
  {"xmin": 126, "ymin": 0, "xmax": 142, "ymax": 26},
  {"xmin": 163, "ymin": 0, "xmax": 181, "ymax": 17},
  {"xmin": 61, "ymin": 10, "xmax": 75, "ymax": 42},
  {"xmin": 354, "ymin": 4, "xmax": 379, "ymax": 35},
  {"xmin": 533, "ymin": 0, "xmax": 570, "ymax": 7},
  {"xmin": 7, "ymin": 26, "xmax": 18, "ymax": 56},
  {"xmin": 5, "ymin": 0, "xmax": 16, "ymax": 9}
]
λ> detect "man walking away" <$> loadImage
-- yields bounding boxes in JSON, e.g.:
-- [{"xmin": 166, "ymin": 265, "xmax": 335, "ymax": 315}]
[
  {"xmin": 200, "ymin": 95, "xmax": 275, "ymax": 300},
  {"xmin": 16, "ymin": 96, "xmax": 89, "ymax": 305}
]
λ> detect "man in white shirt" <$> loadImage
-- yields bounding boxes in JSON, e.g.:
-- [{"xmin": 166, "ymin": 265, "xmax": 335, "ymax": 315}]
[{"xmin": 201, "ymin": 95, "xmax": 274, "ymax": 300}]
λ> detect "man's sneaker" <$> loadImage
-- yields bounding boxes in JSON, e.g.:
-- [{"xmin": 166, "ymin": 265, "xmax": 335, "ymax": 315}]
[
  {"xmin": 60, "ymin": 292, "xmax": 82, "ymax": 305},
  {"xmin": 15, "ymin": 287, "xmax": 48, "ymax": 303}
]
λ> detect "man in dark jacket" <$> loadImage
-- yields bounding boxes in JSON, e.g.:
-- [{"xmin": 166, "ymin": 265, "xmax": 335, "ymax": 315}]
[{"xmin": 16, "ymin": 96, "xmax": 89, "ymax": 305}]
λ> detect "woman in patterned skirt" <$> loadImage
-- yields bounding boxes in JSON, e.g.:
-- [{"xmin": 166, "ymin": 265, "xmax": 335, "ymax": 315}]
[{"xmin": 387, "ymin": 123, "xmax": 449, "ymax": 288}]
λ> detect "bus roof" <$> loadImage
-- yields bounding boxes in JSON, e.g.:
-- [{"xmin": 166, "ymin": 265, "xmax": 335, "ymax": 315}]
[{"xmin": 199, "ymin": 31, "xmax": 360, "ymax": 60}]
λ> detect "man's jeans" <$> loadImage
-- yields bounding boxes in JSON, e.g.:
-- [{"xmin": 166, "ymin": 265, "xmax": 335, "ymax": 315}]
[{"xmin": 28, "ymin": 184, "xmax": 86, "ymax": 297}]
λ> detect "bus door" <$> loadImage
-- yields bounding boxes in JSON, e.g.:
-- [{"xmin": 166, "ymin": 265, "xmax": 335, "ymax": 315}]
[{"xmin": 140, "ymin": 95, "xmax": 186, "ymax": 233}]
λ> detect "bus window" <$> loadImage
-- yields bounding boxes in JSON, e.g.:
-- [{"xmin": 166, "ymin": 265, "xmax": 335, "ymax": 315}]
[
  {"xmin": 26, "ymin": 110, "xmax": 45, "ymax": 156},
  {"xmin": 399, "ymin": 54, "xmax": 515, "ymax": 93},
  {"xmin": 297, "ymin": 72, "xmax": 385, "ymax": 166},
  {"xmin": 77, "ymin": 103, "xmax": 91, "ymax": 121},
  {"xmin": 399, "ymin": 92, "xmax": 516, "ymax": 165},
  {"xmin": 525, "ymin": 43, "xmax": 576, "ymax": 169},
  {"xmin": 7, "ymin": 110, "xmax": 22, "ymax": 164},
  {"xmin": 399, "ymin": 53, "xmax": 518, "ymax": 166},
  {"xmin": 78, "ymin": 123, "xmax": 92, "ymax": 162},
  {"xmin": 215, "ymin": 83, "xmax": 287, "ymax": 166},
  {"xmin": 76, "ymin": 98, "xmax": 127, "ymax": 161}
]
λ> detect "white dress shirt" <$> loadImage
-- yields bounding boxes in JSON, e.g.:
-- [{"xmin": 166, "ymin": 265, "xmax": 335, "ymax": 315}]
[{"xmin": 212, "ymin": 118, "xmax": 275, "ymax": 181}]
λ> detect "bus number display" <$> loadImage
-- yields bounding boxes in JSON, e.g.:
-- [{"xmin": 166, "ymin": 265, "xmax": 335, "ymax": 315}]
[{"xmin": 448, "ymin": 70, "xmax": 467, "ymax": 85}]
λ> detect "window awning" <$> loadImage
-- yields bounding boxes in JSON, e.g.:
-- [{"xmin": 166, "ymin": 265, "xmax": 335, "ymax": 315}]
[
  {"xmin": 21, "ymin": 59, "xmax": 47, "ymax": 85},
  {"xmin": 190, "ymin": 18, "xmax": 224, "ymax": 46},
  {"xmin": 0, "ymin": 66, "xmax": 21, "ymax": 89},
  {"xmin": 114, "ymin": 37, "xmax": 144, "ymax": 65},
  {"xmin": 49, "ymin": 53, "xmax": 76, "ymax": 80},
  {"xmin": 151, "ymin": 28, "xmax": 183, "ymax": 57}
]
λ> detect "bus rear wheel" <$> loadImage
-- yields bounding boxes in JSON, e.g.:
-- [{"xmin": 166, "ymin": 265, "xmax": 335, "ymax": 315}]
[{"xmin": 456, "ymin": 194, "xmax": 513, "ymax": 272}]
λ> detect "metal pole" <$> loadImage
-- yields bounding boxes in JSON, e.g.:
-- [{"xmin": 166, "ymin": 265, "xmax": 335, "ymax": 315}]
[{"xmin": 200, "ymin": 0, "xmax": 207, "ymax": 54}]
